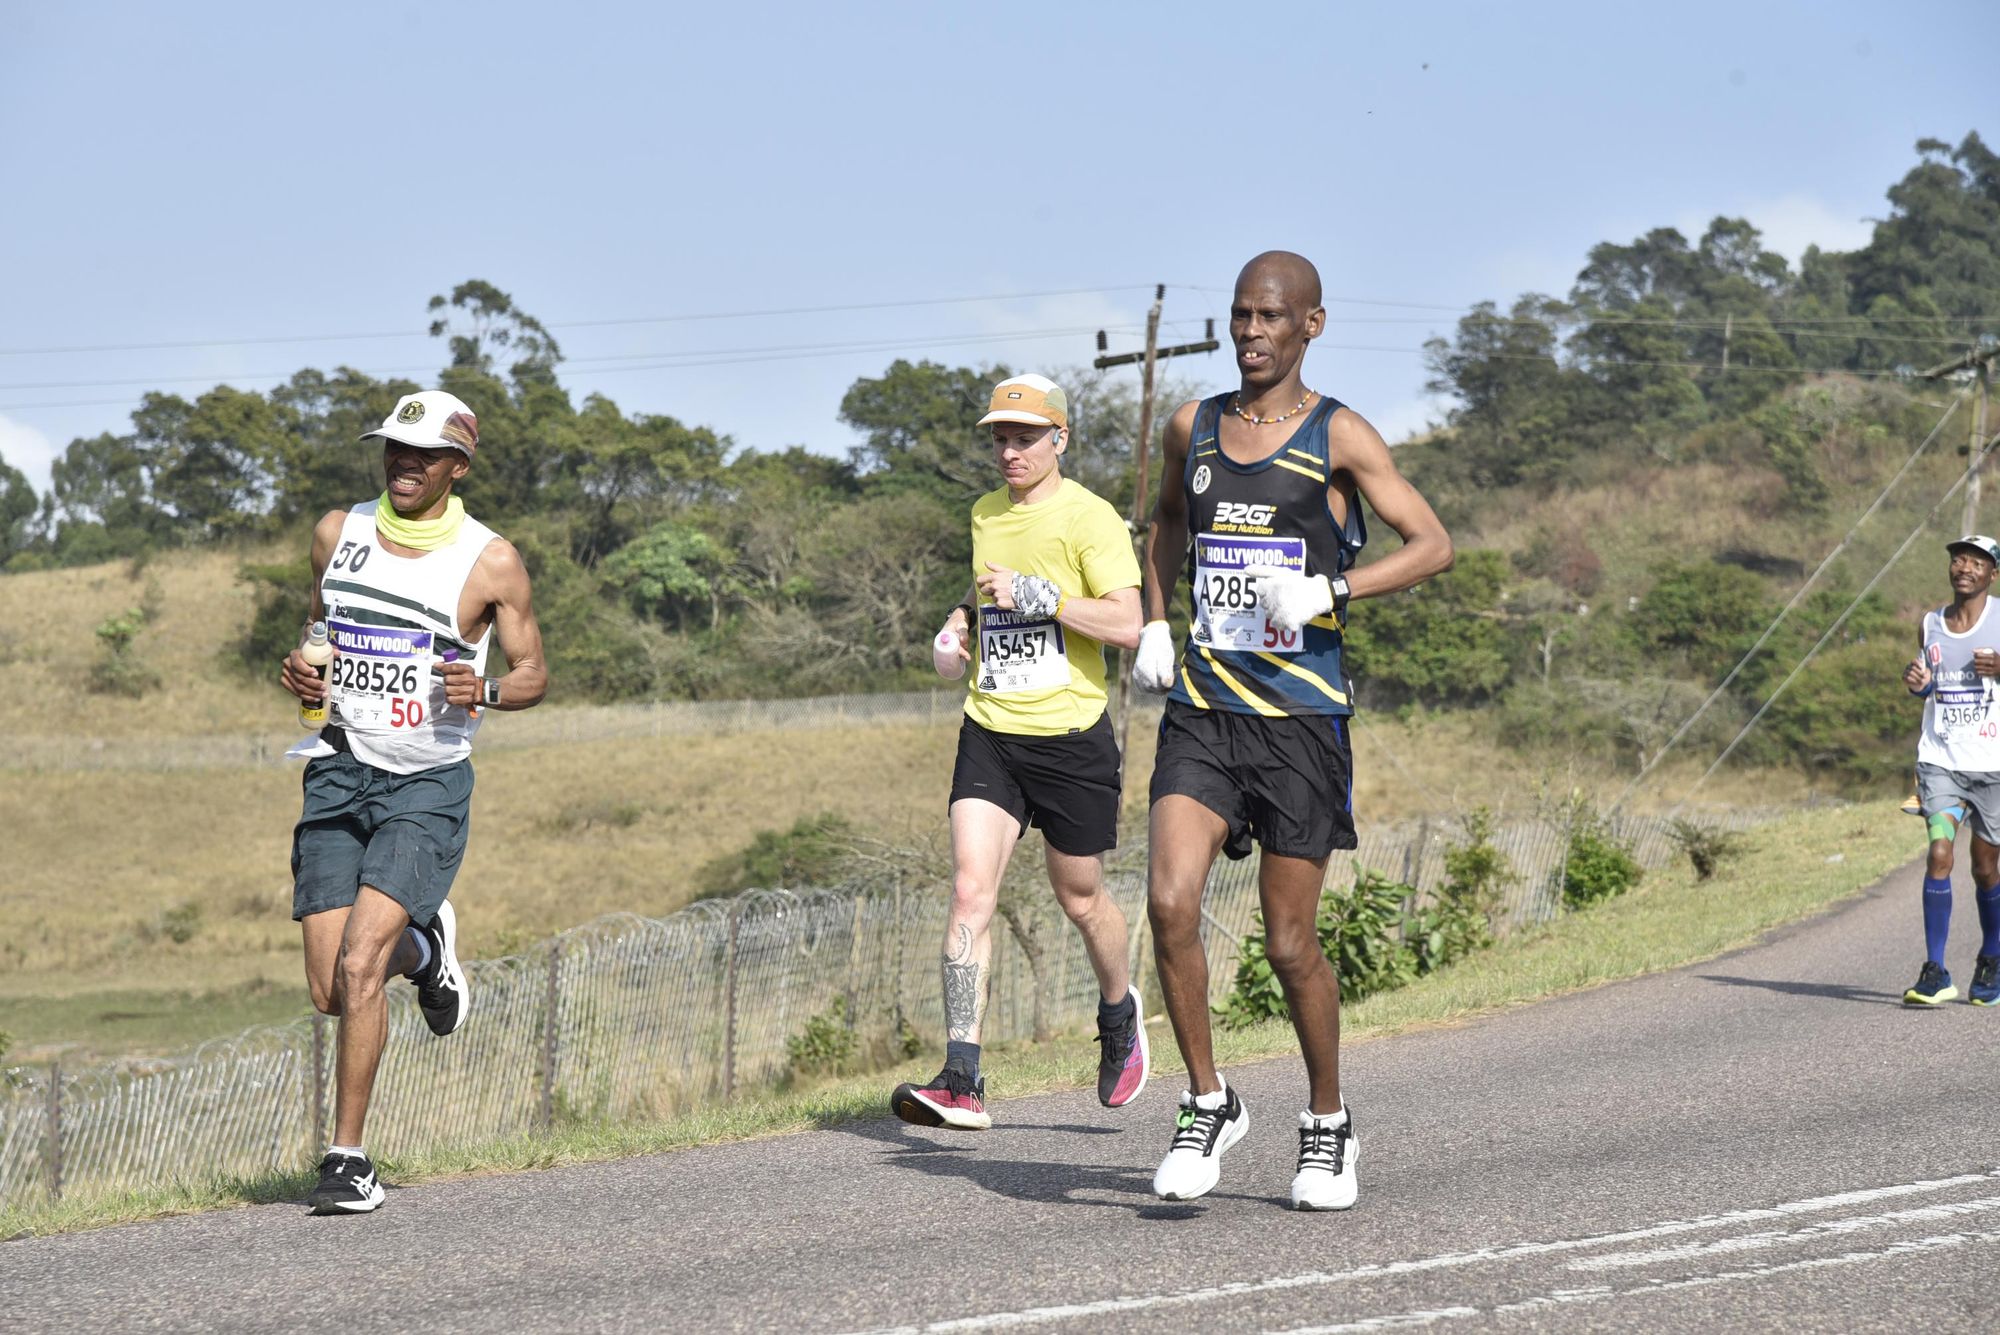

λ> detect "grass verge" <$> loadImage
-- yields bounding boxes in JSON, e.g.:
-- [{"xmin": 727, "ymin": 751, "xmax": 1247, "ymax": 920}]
[{"xmin": 2, "ymin": 798, "xmax": 1916, "ymax": 1240}]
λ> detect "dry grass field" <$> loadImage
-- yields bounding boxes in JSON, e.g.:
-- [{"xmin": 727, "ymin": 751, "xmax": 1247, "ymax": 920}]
[{"xmin": 0, "ymin": 549, "xmax": 1831, "ymax": 1062}]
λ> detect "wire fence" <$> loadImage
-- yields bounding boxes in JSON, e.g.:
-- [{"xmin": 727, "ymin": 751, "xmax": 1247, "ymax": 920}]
[
  {"xmin": 0, "ymin": 801, "xmax": 1786, "ymax": 1213},
  {"xmin": 0, "ymin": 690, "xmax": 971, "ymax": 773}
]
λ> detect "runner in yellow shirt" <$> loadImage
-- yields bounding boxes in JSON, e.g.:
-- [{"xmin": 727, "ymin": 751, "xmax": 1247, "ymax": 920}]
[{"xmin": 891, "ymin": 374, "xmax": 1149, "ymax": 1130}]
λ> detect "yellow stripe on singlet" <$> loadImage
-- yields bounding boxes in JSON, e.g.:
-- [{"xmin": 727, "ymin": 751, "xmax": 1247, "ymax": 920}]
[
  {"xmin": 1179, "ymin": 662, "xmax": 1209, "ymax": 709},
  {"xmin": 1272, "ymin": 457, "xmax": 1326, "ymax": 483},
  {"xmin": 1199, "ymin": 647, "xmax": 1287, "ymax": 717},
  {"xmin": 1309, "ymin": 612, "xmax": 1343, "ymax": 632},
  {"xmin": 1284, "ymin": 447, "xmax": 1320, "ymax": 464},
  {"xmin": 1252, "ymin": 651, "xmax": 1349, "ymax": 705}
]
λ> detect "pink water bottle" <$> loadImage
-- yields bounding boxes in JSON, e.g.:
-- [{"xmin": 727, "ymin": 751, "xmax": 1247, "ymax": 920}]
[{"xmin": 933, "ymin": 628, "xmax": 966, "ymax": 680}]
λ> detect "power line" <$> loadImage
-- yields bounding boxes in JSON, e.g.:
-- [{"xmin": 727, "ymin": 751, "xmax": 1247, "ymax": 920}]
[
  {"xmin": 1608, "ymin": 388, "xmax": 1971, "ymax": 812},
  {"xmin": 1665, "ymin": 413, "xmax": 2000, "ymax": 815},
  {"xmin": 0, "ymin": 285, "xmax": 1159, "ymax": 359}
]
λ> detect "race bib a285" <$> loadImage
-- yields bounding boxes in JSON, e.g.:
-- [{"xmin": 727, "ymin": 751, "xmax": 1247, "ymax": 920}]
[{"xmin": 1192, "ymin": 533, "xmax": 1307, "ymax": 654}]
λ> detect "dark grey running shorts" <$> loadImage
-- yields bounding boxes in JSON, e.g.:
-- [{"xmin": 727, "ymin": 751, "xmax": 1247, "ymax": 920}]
[
  {"xmin": 291, "ymin": 749, "xmax": 473, "ymax": 924},
  {"xmin": 1149, "ymin": 697, "xmax": 1356, "ymax": 861}
]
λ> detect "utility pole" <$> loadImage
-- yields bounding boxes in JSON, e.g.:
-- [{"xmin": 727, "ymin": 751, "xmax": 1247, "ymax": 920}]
[
  {"xmin": 1095, "ymin": 286, "xmax": 1220, "ymax": 757},
  {"xmin": 1921, "ymin": 342, "xmax": 1999, "ymax": 535}
]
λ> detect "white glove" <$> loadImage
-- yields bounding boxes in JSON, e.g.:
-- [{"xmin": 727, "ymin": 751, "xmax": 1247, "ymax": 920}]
[
  {"xmin": 1243, "ymin": 565, "xmax": 1334, "ymax": 634},
  {"xmin": 1132, "ymin": 620, "xmax": 1178, "ymax": 694}
]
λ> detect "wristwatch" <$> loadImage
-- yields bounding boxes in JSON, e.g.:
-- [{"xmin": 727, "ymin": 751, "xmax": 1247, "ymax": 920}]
[
  {"xmin": 482, "ymin": 677, "xmax": 503, "ymax": 707},
  {"xmin": 1329, "ymin": 575, "xmax": 1352, "ymax": 617}
]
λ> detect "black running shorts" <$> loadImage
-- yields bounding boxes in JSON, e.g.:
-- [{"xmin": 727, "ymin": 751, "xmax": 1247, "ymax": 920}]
[
  {"xmin": 948, "ymin": 713, "xmax": 1122, "ymax": 856},
  {"xmin": 1148, "ymin": 698, "xmax": 1356, "ymax": 861}
]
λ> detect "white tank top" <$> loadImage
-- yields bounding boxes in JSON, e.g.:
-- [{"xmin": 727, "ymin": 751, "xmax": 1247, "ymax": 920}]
[
  {"xmin": 1918, "ymin": 599, "xmax": 2000, "ymax": 773},
  {"xmin": 306, "ymin": 500, "xmax": 499, "ymax": 775}
]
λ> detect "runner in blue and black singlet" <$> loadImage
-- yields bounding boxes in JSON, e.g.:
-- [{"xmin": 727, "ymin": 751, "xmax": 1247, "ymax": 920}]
[
  {"xmin": 1131, "ymin": 251, "xmax": 1455, "ymax": 1214},
  {"xmin": 1170, "ymin": 390, "xmax": 1364, "ymax": 717}
]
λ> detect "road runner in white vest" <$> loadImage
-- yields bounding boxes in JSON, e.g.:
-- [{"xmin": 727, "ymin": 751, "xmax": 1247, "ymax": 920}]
[
  {"xmin": 279, "ymin": 389, "xmax": 549, "ymax": 1214},
  {"xmin": 1902, "ymin": 534, "xmax": 2000, "ymax": 1007}
]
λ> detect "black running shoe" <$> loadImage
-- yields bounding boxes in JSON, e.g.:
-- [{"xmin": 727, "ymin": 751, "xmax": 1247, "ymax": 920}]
[
  {"xmin": 305, "ymin": 1152, "xmax": 384, "ymax": 1215},
  {"xmin": 412, "ymin": 900, "xmax": 468, "ymax": 1036},
  {"xmin": 891, "ymin": 1066, "xmax": 991, "ymax": 1130}
]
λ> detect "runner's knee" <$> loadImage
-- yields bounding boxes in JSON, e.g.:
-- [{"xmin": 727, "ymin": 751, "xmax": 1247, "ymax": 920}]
[
  {"xmin": 1261, "ymin": 923, "xmax": 1328, "ymax": 984},
  {"xmin": 949, "ymin": 872, "xmax": 998, "ymax": 924}
]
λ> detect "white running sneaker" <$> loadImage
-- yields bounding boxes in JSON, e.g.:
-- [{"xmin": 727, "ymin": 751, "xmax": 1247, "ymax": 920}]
[
  {"xmin": 1152, "ymin": 1084, "xmax": 1248, "ymax": 1201},
  {"xmin": 1290, "ymin": 1107, "xmax": 1359, "ymax": 1211}
]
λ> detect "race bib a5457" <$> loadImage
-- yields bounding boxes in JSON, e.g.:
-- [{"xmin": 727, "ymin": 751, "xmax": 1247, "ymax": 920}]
[{"xmin": 976, "ymin": 607, "xmax": 1070, "ymax": 695}]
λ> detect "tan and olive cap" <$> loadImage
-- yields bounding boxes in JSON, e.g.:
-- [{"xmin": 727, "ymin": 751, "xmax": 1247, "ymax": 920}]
[{"xmin": 977, "ymin": 374, "xmax": 1069, "ymax": 430}]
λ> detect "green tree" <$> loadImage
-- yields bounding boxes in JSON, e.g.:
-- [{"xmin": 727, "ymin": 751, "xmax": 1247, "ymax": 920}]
[
  {"xmin": 1629, "ymin": 559, "xmax": 1773, "ymax": 678},
  {"xmin": 1344, "ymin": 548, "xmax": 1516, "ymax": 707},
  {"xmin": 0, "ymin": 455, "xmax": 36, "ymax": 561},
  {"xmin": 840, "ymin": 359, "xmax": 1002, "ymax": 503},
  {"xmin": 602, "ymin": 521, "xmax": 730, "ymax": 630}
]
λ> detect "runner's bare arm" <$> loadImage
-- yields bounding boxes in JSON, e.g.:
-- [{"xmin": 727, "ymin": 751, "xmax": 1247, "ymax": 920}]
[
  {"xmin": 279, "ymin": 509, "xmax": 348, "ymax": 702},
  {"xmin": 1328, "ymin": 409, "xmax": 1453, "ymax": 598},
  {"xmin": 437, "ymin": 540, "xmax": 548, "ymax": 711},
  {"xmin": 1906, "ymin": 625, "xmax": 1932, "ymax": 694},
  {"xmin": 1055, "ymin": 585, "xmax": 1142, "ymax": 649},
  {"xmin": 1142, "ymin": 401, "xmax": 1200, "ymax": 622}
]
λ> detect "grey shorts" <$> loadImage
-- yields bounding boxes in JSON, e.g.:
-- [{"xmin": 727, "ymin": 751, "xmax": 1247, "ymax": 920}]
[
  {"xmin": 1916, "ymin": 762, "xmax": 2000, "ymax": 842},
  {"xmin": 291, "ymin": 750, "xmax": 473, "ymax": 924}
]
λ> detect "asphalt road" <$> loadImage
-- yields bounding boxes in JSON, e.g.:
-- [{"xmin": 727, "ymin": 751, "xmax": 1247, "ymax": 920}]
[{"xmin": 8, "ymin": 855, "xmax": 2000, "ymax": 1333}]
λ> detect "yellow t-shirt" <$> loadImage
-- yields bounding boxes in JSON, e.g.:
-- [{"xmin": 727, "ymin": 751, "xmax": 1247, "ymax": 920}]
[{"xmin": 963, "ymin": 477, "xmax": 1142, "ymax": 736}]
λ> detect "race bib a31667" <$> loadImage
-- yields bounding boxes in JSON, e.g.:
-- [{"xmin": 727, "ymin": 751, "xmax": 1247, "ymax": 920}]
[
  {"xmin": 1192, "ymin": 533, "xmax": 1308, "ymax": 654},
  {"xmin": 326, "ymin": 619, "xmax": 435, "ymax": 730},
  {"xmin": 976, "ymin": 607, "xmax": 1070, "ymax": 695}
]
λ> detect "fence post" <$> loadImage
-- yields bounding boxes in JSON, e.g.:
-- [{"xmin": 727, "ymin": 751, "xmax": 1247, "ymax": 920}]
[
  {"xmin": 310, "ymin": 1013, "xmax": 327, "ymax": 1158},
  {"xmin": 723, "ymin": 903, "xmax": 741, "ymax": 1100},
  {"xmin": 44, "ymin": 1061, "xmax": 62, "ymax": 1202},
  {"xmin": 539, "ymin": 940, "xmax": 563, "ymax": 1131}
]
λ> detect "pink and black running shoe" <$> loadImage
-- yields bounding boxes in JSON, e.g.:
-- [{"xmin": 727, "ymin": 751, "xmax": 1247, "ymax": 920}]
[
  {"xmin": 1096, "ymin": 987, "xmax": 1150, "ymax": 1108},
  {"xmin": 892, "ymin": 1066, "xmax": 992, "ymax": 1130}
]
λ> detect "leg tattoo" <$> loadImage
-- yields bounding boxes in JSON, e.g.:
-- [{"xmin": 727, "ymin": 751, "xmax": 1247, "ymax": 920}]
[{"xmin": 942, "ymin": 923, "xmax": 984, "ymax": 1042}]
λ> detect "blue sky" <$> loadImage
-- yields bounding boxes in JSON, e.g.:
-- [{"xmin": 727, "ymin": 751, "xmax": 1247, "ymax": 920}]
[{"xmin": 1, "ymin": 1, "xmax": 1991, "ymax": 495}]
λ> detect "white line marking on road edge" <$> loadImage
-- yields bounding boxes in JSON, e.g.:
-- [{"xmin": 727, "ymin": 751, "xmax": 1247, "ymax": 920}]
[
  {"xmin": 1569, "ymin": 1192, "xmax": 2000, "ymax": 1271},
  {"xmin": 1273, "ymin": 1226, "xmax": 2000, "ymax": 1334},
  {"xmin": 837, "ymin": 1168, "xmax": 2000, "ymax": 1335}
]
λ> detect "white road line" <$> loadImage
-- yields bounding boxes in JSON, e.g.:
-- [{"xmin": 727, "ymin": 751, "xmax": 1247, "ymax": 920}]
[
  {"xmin": 1274, "ymin": 1226, "xmax": 2000, "ymax": 1333},
  {"xmin": 1570, "ymin": 1192, "xmax": 2000, "ymax": 1271},
  {"xmin": 840, "ymin": 1168, "xmax": 2000, "ymax": 1335}
]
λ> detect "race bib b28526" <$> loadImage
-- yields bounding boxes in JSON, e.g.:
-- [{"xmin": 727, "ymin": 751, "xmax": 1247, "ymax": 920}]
[{"xmin": 326, "ymin": 619, "xmax": 435, "ymax": 731}]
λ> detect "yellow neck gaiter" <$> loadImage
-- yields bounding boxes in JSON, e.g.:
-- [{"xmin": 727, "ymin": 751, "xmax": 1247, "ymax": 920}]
[{"xmin": 374, "ymin": 494, "xmax": 466, "ymax": 551}]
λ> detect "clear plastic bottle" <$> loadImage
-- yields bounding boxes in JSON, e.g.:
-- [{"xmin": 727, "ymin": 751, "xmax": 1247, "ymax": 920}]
[{"xmin": 297, "ymin": 621, "xmax": 334, "ymax": 728}]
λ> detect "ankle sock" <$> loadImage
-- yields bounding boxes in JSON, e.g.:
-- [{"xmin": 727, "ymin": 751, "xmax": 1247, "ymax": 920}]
[
  {"xmin": 1097, "ymin": 990, "xmax": 1136, "ymax": 1025},
  {"xmin": 403, "ymin": 925, "xmax": 433, "ymax": 979},
  {"xmin": 328, "ymin": 1143, "xmax": 366, "ymax": 1161},
  {"xmin": 1193, "ymin": 1081, "xmax": 1228, "ymax": 1111},
  {"xmin": 1924, "ymin": 876, "xmax": 1953, "ymax": 966},
  {"xmin": 1978, "ymin": 881, "xmax": 2000, "ymax": 958},
  {"xmin": 944, "ymin": 1040, "xmax": 980, "ymax": 1078},
  {"xmin": 1303, "ymin": 1105, "xmax": 1348, "ymax": 1130}
]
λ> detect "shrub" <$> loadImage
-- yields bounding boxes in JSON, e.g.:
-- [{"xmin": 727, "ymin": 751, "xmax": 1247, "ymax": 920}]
[
  {"xmin": 1406, "ymin": 808, "xmax": 1513, "ymax": 975},
  {"xmin": 89, "ymin": 607, "xmax": 161, "ymax": 697},
  {"xmin": 1668, "ymin": 819, "xmax": 1746, "ymax": 881},
  {"xmin": 697, "ymin": 812, "xmax": 858, "ymax": 896},
  {"xmin": 786, "ymin": 996, "xmax": 859, "ymax": 1078},
  {"xmin": 1562, "ymin": 814, "xmax": 1643, "ymax": 909},
  {"xmin": 1221, "ymin": 866, "xmax": 1421, "ymax": 1027}
]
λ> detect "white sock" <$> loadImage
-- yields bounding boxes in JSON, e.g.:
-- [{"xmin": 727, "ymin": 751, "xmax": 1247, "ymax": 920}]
[
  {"xmin": 328, "ymin": 1143, "xmax": 366, "ymax": 1160},
  {"xmin": 403, "ymin": 925, "xmax": 433, "ymax": 978},
  {"xmin": 1303, "ymin": 1105, "xmax": 1348, "ymax": 1129},
  {"xmin": 1193, "ymin": 1080, "xmax": 1229, "ymax": 1111}
]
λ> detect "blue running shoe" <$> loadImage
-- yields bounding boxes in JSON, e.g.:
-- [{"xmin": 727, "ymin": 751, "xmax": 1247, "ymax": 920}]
[
  {"xmin": 1972, "ymin": 955, "xmax": 2000, "ymax": 1006},
  {"xmin": 1904, "ymin": 961, "xmax": 1958, "ymax": 1006}
]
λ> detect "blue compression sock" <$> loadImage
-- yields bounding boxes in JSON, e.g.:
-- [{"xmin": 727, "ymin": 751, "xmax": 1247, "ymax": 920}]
[
  {"xmin": 1977, "ymin": 881, "xmax": 2000, "ymax": 958},
  {"xmin": 1924, "ymin": 876, "xmax": 1954, "ymax": 966}
]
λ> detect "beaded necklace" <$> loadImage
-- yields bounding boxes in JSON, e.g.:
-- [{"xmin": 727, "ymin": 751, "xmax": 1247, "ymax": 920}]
[{"xmin": 1232, "ymin": 389, "xmax": 1315, "ymax": 426}]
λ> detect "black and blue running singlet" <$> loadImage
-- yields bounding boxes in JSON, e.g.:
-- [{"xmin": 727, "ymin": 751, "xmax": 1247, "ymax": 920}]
[{"xmin": 1168, "ymin": 392, "xmax": 1365, "ymax": 717}]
